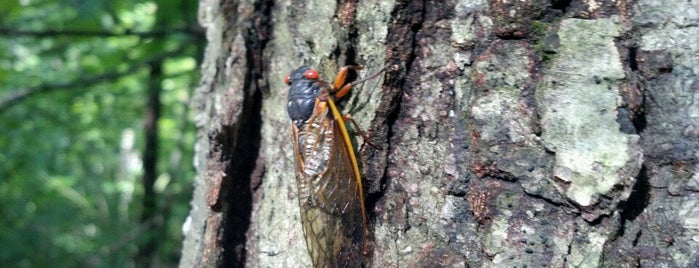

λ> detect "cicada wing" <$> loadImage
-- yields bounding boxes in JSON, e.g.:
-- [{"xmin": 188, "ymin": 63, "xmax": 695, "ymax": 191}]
[
  {"xmin": 295, "ymin": 116, "xmax": 365, "ymax": 268},
  {"xmin": 324, "ymin": 118, "xmax": 365, "ymax": 267}
]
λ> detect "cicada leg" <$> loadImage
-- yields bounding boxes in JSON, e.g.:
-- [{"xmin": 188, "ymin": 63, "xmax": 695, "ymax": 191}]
[
  {"xmin": 333, "ymin": 65, "xmax": 388, "ymax": 100},
  {"xmin": 332, "ymin": 65, "xmax": 364, "ymax": 99},
  {"xmin": 341, "ymin": 114, "xmax": 381, "ymax": 150}
]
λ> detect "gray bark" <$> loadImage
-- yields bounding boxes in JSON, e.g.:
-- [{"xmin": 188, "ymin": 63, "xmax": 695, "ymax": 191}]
[{"xmin": 181, "ymin": 0, "xmax": 699, "ymax": 267}]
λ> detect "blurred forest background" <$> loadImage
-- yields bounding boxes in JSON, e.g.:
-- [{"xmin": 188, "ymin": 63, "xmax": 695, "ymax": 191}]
[{"xmin": 0, "ymin": 0, "xmax": 203, "ymax": 267}]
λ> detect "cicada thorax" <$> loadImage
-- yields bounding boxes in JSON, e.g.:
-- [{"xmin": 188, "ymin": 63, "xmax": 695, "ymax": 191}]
[
  {"xmin": 286, "ymin": 65, "xmax": 368, "ymax": 268},
  {"xmin": 286, "ymin": 66, "xmax": 322, "ymax": 129}
]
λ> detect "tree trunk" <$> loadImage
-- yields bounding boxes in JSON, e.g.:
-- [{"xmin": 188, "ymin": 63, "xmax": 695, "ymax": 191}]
[
  {"xmin": 180, "ymin": 0, "xmax": 699, "ymax": 267},
  {"xmin": 138, "ymin": 59, "xmax": 164, "ymax": 267}
]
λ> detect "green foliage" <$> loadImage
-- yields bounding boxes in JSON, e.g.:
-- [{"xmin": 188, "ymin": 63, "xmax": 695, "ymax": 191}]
[
  {"xmin": 0, "ymin": 0, "xmax": 201, "ymax": 266},
  {"xmin": 530, "ymin": 20, "xmax": 549, "ymax": 38},
  {"xmin": 531, "ymin": 20, "xmax": 557, "ymax": 64}
]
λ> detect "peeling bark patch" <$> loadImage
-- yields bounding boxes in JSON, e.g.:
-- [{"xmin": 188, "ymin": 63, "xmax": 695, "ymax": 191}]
[
  {"xmin": 536, "ymin": 18, "xmax": 642, "ymax": 220},
  {"xmin": 337, "ymin": 0, "xmax": 358, "ymax": 28},
  {"xmin": 203, "ymin": 213, "xmax": 224, "ymax": 265},
  {"xmin": 490, "ymin": 0, "xmax": 547, "ymax": 38},
  {"xmin": 205, "ymin": 156, "xmax": 225, "ymax": 210}
]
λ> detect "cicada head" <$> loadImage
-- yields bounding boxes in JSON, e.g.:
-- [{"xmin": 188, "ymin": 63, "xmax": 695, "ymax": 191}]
[{"xmin": 286, "ymin": 66, "xmax": 322, "ymax": 128}]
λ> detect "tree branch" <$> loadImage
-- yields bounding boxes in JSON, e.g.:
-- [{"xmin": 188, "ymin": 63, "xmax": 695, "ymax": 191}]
[
  {"xmin": 0, "ymin": 27, "xmax": 204, "ymax": 39},
  {"xmin": 0, "ymin": 47, "xmax": 188, "ymax": 114}
]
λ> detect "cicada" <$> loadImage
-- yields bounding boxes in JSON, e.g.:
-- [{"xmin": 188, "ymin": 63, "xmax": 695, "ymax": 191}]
[{"xmin": 285, "ymin": 65, "xmax": 382, "ymax": 268}]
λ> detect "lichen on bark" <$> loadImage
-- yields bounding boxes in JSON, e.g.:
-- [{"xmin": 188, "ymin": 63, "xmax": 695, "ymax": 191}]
[{"xmin": 536, "ymin": 18, "xmax": 642, "ymax": 220}]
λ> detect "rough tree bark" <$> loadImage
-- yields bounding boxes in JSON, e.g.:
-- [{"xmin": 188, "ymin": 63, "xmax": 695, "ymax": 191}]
[{"xmin": 180, "ymin": 0, "xmax": 699, "ymax": 267}]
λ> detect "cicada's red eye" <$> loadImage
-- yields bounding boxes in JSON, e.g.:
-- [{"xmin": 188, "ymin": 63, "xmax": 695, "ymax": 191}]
[
  {"xmin": 284, "ymin": 74, "xmax": 290, "ymax": 85},
  {"xmin": 304, "ymin": 69, "xmax": 319, "ymax": 80}
]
